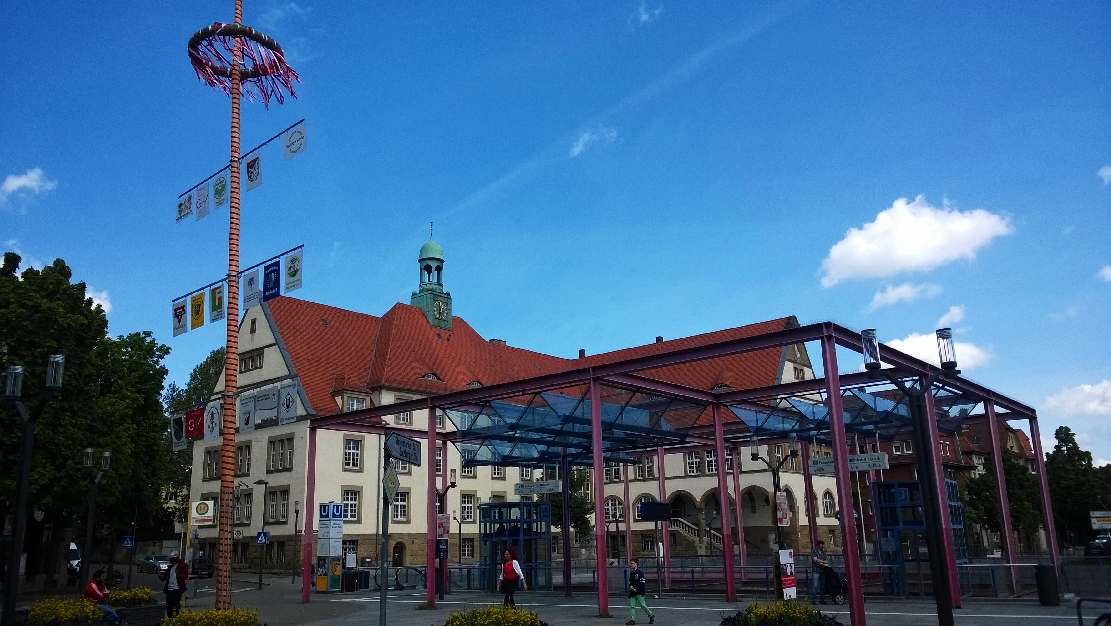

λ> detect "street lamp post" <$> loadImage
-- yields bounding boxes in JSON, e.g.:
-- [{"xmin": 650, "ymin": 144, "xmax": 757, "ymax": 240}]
[
  {"xmin": 435, "ymin": 470, "xmax": 457, "ymax": 601},
  {"xmin": 2, "ymin": 356, "xmax": 64, "ymax": 626},
  {"xmin": 750, "ymin": 434, "xmax": 799, "ymax": 550},
  {"xmin": 80, "ymin": 448, "xmax": 112, "ymax": 588},
  {"xmin": 292, "ymin": 500, "xmax": 300, "ymax": 583},
  {"xmin": 452, "ymin": 512, "xmax": 463, "ymax": 563},
  {"xmin": 255, "ymin": 479, "xmax": 269, "ymax": 590}
]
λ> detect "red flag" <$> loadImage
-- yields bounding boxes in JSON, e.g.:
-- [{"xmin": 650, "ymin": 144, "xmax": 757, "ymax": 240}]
[{"xmin": 185, "ymin": 408, "xmax": 204, "ymax": 439}]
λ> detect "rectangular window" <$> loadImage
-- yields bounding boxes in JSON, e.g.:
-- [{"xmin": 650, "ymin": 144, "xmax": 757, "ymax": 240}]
[
  {"xmin": 461, "ymin": 538, "xmax": 475, "ymax": 559},
  {"xmin": 436, "ymin": 447, "xmax": 443, "ymax": 475},
  {"xmin": 346, "ymin": 396, "xmax": 366, "ymax": 412},
  {"xmin": 342, "ymin": 540, "xmax": 358, "ymax": 563},
  {"xmin": 686, "ymin": 452, "xmax": 701, "ymax": 475},
  {"xmin": 460, "ymin": 494, "xmax": 475, "ymax": 521},
  {"xmin": 725, "ymin": 449, "xmax": 734, "ymax": 473},
  {"xmin": 461, "ymin": 465, "xmax": 475, "ymax": 478},
  {"xmin": 240, "ymin": 349, "xmax": 264, "ymax": 373},
  {"xmin": 280, "ymin": 489, "xmax": 289, "ymax": 521},
  {"xmin": 203, "ymin": 449, "xmax": 220, "ymax": 480},
  {"xmin": 392, "ymin": 492, "xmax": 409, "ymax": 521},
  {"xmin": 636, "ymin": 457, "xmax": 655, "ymax": 480},
  {"xmin": 342, "ymin": 489, "xmax": 360, "ymax": 521},
  {"xmin": 705, "ymin": 450, "xmax": 718, "ymax": 474},
  {"xmin": 604, "ymin": 462, "xmax": 621, "ymax": 482},
  {"xmin": 903, "ymin": 440, "xmax": 913, "ymax": 454},
  {"xmin": 236, "ymin": 444, "xmax": 251, "ymax": 476},
  {"xmin": 276, "ymin": 541, "xmax": 286, "ymax": 564},
  {"xmin": 392, "ymin": 459, "xmax": 410, "ymax": 473},
  {"xmin": 436, "ymin": 410, "xmax": 445, "ymax": 428},
  {"xmin": 268, "ymin": 436, "xmax": 295, "ymax": 471},
  {"xmin": 492, "ymin": 465, "xmax": 505, "ymax": 479},
  {"xmin": 793, "ymin": 366, "xmax": 805, "ymax": 381},
  {"xmin": 234, "ymin": 492, "xmax": 252, "ymax": 524},
  {"xmin": 395, "ymin": 397, "xmax": 412, "ymax": 425},
  {"xmin": 642, "ymin": 536, "xmax": 655, "ymax": 553},
  {"xmin": 521, "ymin": 466, "xmax": 532, "ymax": 480},
  {"xmin": 343, "ymin": 438, "xmax": 362, "ymax": 470}
]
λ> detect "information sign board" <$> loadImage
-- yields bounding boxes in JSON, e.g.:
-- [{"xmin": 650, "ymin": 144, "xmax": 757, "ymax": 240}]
[
  {"xmin": 808, "ymin": 452, "xmax": 890, "ymax": 474},
  {"xmin": 436, "ymin": 514, "xmax": 451, "ymax": 539},
  {"xmin": 776, "ymin": 491, "xmax": 790, "ymax": 527},
  {"xmin": 383, "ymin": 467, "xmax": 401, "ymax": 503},
  {"xmin": 1091, "ymin": 510, "xmax": 1111, "ymax": 530},
  {"xmin": 384, "ymin": 432, "xmax": 422, "ymax": 466},
  {"xmin": 191, "ymin": 501, "xmax": 216, "ymax": 525},
  {"xmin": 779, "ymin": 549, "xmax": 797, "ymax": 600},
  {"xmin": 514, "ymin": 480, "xmax": 562, "ymax": 495},
  {"xmin": 257, "ymin": 531, "xmax": 270, "ymax": 545}
]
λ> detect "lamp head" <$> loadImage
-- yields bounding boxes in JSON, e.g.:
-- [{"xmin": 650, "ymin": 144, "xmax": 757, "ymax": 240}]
[
  {"xmin": 749, "ymin": 434, "xmax": 760, "ymax": 461},
  {"xmin": 449, "ymin": 468, "xmax": 457, "ymax": 488},
  {"xmin": 83, "ymin": 447, "xmax": 94, "ymax": 469},
  {"xmin": 5, "ymin": 365, "xmax": 23, "ymax": 401},
  {"xmin": 788, "ymin": 433, "xmax": 800, "ymax": 458},
  {"xmin": 860, "ymin": 329, "xmax": 881, "ymax": 376},
  {"xmin": 254, "ymin": 479, "xmax": 269, "ymax": 487},
  {"xmin": 100, "ymin": 450, "xmax": 111, "ymax": 471},
  {"xmin": 935, "ymin": 328, "xmax": 960, "ymax": 374},
  {"xmin": 45, "ymin": 354, "xmax": 64, "ymax": 398}
]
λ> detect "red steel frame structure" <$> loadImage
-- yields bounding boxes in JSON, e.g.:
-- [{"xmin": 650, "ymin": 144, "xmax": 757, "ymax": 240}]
[{"xmin": 294, "ymin": 321, "xmax": 1047, "ymax": 626}]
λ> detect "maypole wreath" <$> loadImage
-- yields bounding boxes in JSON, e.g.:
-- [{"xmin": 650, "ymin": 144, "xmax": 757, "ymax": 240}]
[{"xmin": 188, "ymin": 22, "xmax": 300, "ymax": 106}]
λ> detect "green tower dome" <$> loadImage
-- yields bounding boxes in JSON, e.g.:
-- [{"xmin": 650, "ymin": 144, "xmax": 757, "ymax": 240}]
[{"xmin": 419, "ymin": 238, "xmax": 444, "ymax": 261}]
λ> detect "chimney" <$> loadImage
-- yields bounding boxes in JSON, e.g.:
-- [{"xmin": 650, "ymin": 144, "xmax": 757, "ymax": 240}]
[
  {"xmin": 655, "ymin": 336, "xmax": 663, "ymax": 343},
  {"xmin": 578, "ymin": 349, "xmax": 586, "ymax": 359},
  {"xmin": 489, "ymin": 338, "xmax": 506, "ymax": 346}
]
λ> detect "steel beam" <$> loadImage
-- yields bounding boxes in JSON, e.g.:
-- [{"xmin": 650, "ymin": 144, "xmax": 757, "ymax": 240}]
[
  {"xmin": 985, "ymin": 400, "xmax": 1019, "ymax": 594},
  {"xmin": 300, "ymin": 426, "xmax": 317, "ymax": 603},
  {"xmin": 426, "ymin": 408, "xmax": 438, "ymax": 606},
  {"xmin": 923, "ymin": 385, "xmax": 962, "ymax": 609},
  {"xmin": 711, "ymin": 404, "xmax": 737, "ymax": 601},
  {"xmin": 1029, "ymin": 417, "xmax": 1061, "ymax": 572},
  {"xmin": 589, "ymin": 379, "xmax": 610, "ymax": 615}
]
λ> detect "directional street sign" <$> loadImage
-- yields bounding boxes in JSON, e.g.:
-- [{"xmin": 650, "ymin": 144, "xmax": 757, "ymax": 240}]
[
  {"xmin": 808, "ymin": 452, "xmax": 889, "ymax": 475},
  {"xmin": 256, "ymin": 531, "xmax": 270, "ymax": 545},
  {"xmin": 384, "ymin": 432, "xmax": 422, "ymax": 466},
  {"xmin": 1091, "ymin": 510, "xmax": 1111, "ymax": 530},
  {"xmin": 121, "ymin": 536, "xmax": 135, "ymax": 548},
  {"xmin": 383, "ymin": 466, "xmax": 401, "ymax": 503},
  {"xmin": 514, "ymin": 480, "xmax": 562, "ymax": 496}
]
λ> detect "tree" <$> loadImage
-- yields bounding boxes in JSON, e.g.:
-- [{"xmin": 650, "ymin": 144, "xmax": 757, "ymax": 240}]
[
  {"xmin": 162, "ymin": 348, "xmax": 225, "ymax": 523},
  {"xmin": 1046, "ymin": 426, "xmax": 1111, "ymax": 546},
  {"xmin": 549, "ymin": 468, "xmax": 595, "ymax": 537}
]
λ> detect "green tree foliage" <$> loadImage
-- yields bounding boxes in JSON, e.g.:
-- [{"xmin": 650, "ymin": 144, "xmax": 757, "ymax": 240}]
[
  {"xmin": 1046, "ymin": 426, "xmax": 1111, "ymax": 545},
  {"xmin": 959, "ymin": 447, "xmax": 1042, "ymax": 550},
  {"xmin": 0, "ymin": 252, "xmax": 173, "ymax": 541},
  {"xmin": 162, "ymin": 347, "xmax": 225, "ymax": 522},
  {"xmin": 548, "ymin": 468, "xmax": 595, "ymax": 536}
]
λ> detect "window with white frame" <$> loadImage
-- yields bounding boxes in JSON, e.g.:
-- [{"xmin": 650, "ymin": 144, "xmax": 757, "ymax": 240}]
[
  {"xmin": 491, "ymin": 465, "xmax": 505, "ymax": 479},
  {"xmin": 346, "ymin": 396, "xmax": 366, "ymax": 412},
  {"xmin": 604, "ymin": 462, "xmax": 621, "ymax": 482},
  {"xmin": 686, "ymin": 452, "xmax": 701, "ymax": 475},
  {"xmin": 342, "ymin": 489, "xmax": 360, "ymax": 521},
  {"xmin": 268, "ymin": 436, "xmax": 294, "ymax": 471},
  {"xmin": 461, "ymin": 538, "xmax": 475, "ymax": 559},
  {"xmin": 436, "ymin": 410, "xmax": 445, "ymax": 428},
  {"xmin": 521, "ymin": 466, "xmax": 532, "ymax": 480},
  {"xmin": 392, "ymin": 491, "xmax": 408, "ymax": 521},
  {"xmin": 642, "ymin": 536, "xmax": 655, "ymax": 553},
  {"xmin": 343, "ymin": 438, "xmax": 362, "ymax": 470},
  {"xmin": 634, "ymin": 495, "xmax": 656, "ymax": 520},
  {"xmin": 267, "ymin": 490, "xmax": 278, "ymax": 522},
  {"xmin": 435, "ymin": 447, "xmax": 442, "ymax": 475},
  {"xmin": 236, "ymin": 444, "xmax": 251, "ymax": 476},
  {"xmin": 706, "ymin": 450, "xmax": 718, "ymax": 473},
  {"xmin": 460, "ymin": 494, "xmax": 475, "ymax": 521},
  {"xmin": 395, "ymin": 398, "xmax": 412, "ymax": 425},
  {"xmin": 636, "ymin": 456, "xmax": 655, "ymax": 480},
  {"xmin": 234, "ymin": 492, "xmax": 252, "ymax": 524},
  {"xmin": 725, "ymin": 448, "xmax": 734, "ymax": 472},
  {"xmin": 604, "ymin": 497, "xmax": 623, "ymax": 521},
  {"xmin": 822, "ymin": 491, "xmax": 836, "ymax": 517},
  {"xmin": 203, "ymin": 449, "xmax": 220, "ymax": 480},
  {"xmin": 461, "ymin": 464, "xmax": 475, "ymax": 478},
  {"xmin": 392, "ymin": 458, "xmax": 410, "ymax": 473},
  {"xmin": 279, "ymin": 489, "xmax": 289, "ymax": 521}
]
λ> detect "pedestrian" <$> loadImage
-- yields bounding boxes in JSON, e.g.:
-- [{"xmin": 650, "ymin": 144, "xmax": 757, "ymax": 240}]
[
  {"xmin": 627, "ymin": 558, "xmax": 654, "ymax": 625},
  {"xmin": 810, "ymin": 540, "xmax": 829, "ymax": 605},
  {"xmin": 159, "ymin": 550, "xmax": 189, "ymax": 618},
  {"xmin": 84, "ymin": 569, "xmax": 121, "ymax": 623},
  {"xmin": 498, "ymin": 549, "xmax": 527, "ymax": 608}
]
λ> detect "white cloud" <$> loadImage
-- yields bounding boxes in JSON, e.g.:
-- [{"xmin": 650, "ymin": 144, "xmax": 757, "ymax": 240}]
[
  {"xmin": 259, "ymin": 2, "xmax": 311, "ymax": 30},
  {"xmin": 867, "ymin": 283, "xmax": 942, "ymax": 311},
  {"xmin": 3, "ymin": 239, "xmax": 45, "ymax": 270},
  {"xmin": 633, "ymin": 1, "xmax": 663, "ymax": 25},
  {"xmin": 937, "ymin": 305, "xmax": 965, "ymax": 327},
  {"xmin": 820, "ymin": 196, "xmax": 1013, "ymax": 287},
  {"xmin": 569, "ymin": 126, "xmax": 617, "ymax": 157},
  {"xmin": 1, "ymin": 168, "xmax": 57, "ymax": 203},
  {"xmin": 1099, "ymin": 265, "xmax": 1111, "ymax": 282},
  {"xmin": 886, "ymin": 332, "xmax": 993, "ymax": 370},
  {"xmin": 1043, "ymin": 380, "xmax": 1111, "ymax": 417},
  {"xmin": 1099, "ymin": 165, "xmax": 1111, "ymax": 185},
  {"xmin": 87, "ymin": 288, "xmax": 112, "ymax": 314}
]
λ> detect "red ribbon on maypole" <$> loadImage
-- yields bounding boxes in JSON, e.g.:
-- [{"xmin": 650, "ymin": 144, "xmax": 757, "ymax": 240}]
[{"xmin": 187, "ymin": 0, "xmax": 298, "ymax": 610}]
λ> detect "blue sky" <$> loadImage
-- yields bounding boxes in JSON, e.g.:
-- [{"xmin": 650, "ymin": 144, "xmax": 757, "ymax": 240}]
[{"xmin": 3, "ymin": 1, "xmax": 1109, "ymax": 461}]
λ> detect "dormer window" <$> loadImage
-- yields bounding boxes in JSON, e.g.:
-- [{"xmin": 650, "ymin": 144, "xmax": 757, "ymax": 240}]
[
  {"xmin": 467, "ymin": 381, "xmax": 483, "ymax": 389},
  {"xmin": 711, "ymin": 383, "xmax": 731, "ymax": 391},
  {"xmin": 422, "ymin": 372, "xmax": 443, "ymax": 382}
]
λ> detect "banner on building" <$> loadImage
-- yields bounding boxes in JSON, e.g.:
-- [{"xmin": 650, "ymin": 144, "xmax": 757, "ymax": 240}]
[
  {"xmin": 175, "ymin": 193, "xmax": 193, "ymax": 223},
  {"xmin": 239, "ymin": 393, "xmax": 255, "ymax": 433},
  {"xmin": 185, "ymin": 408, "xmax": 204, "ymax": 440},
  {"xmin": 209, "ymin": 284, "xmax": 225, "ymax": 323},
  {"xmin": 195, "ymin": 183, "xmax": 210, "ymax": 220},
  {"xmin": 189, "ymin": 293, "xmax": 205, "ymax": 330},
  {"xmin": 283, "ymin": 121, "xmax": 307, "ymax": 159},
  {"xmin": 254, "ymin": 386, "xmax": 279, "ymax": 423},
  {"xmin": 245, "ymin": 152, "xmax": 262, "ymax": 190},
  {"xmin": 278, "ymin": 383, "xmax": 298, "ymax": 425},
  {"xmin": 203, "ymin": 400, "xmax": 222, "ymax": 441},
  {"xmin": 242, "ymin": 269, "xmax": 261, "ymax": 310},
  {"xmin": 213, "ymin": 173, "xmax": 228, "ymax": 208},
  {"xmin": 172, "ymin": 299, "xmax": 188, "ymax": 336},
  {"xmin": 171, "ymin": 415, "xmax": 187, "ymax": 452},
  {"xmin": 284, "ymin": 249, "xmax": 303, "ymax": 293},
  {"xmin": 263, "ymin": 261, "xmax": 281, "ymax": 301}
]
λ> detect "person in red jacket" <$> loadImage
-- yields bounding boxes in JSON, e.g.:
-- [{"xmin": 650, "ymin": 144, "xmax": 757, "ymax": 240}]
[
  {"xmin": 498, "ymin": 549, "xmax": 527, "ymax": 608},
  {"xmin": 159, "ymin": 551, "xmax": 189, "ymax": 617},
  {"xmin": 83, "ymin": 569, "xmax": 120, "ymax": 622}
]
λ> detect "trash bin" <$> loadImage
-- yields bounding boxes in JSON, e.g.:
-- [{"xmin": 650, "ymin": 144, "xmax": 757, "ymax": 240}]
[
  {"xmin": 358, "ymin": 569, "xmax": 370, "ymax": 590},
  {"xmin": 1034, "ymin": 564, "xmax": 1059, "ymax": 606},
  {"xmin": 342, "ymin": 570, "xmax": 357, "ymax": 592}
]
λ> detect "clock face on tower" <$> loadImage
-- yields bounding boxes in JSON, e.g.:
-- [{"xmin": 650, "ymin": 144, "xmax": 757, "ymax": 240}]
[{"xmin": 433, "ymin": 300, "xmax": 449, "ymax": 321}]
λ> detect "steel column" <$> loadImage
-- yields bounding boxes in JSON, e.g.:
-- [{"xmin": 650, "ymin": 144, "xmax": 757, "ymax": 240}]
[
  {"xmin": 561, "ymin": 449, "xmax": 572, "ymax": 597},
  {"xmin": 656, "ymin": 446, "xmax": 671, "ymax": 587},
  {"xmin": 300, "ymin": 425, "xmax": 317, "ymax": 603},
  {"xmin": 922, "ymin": 385, "xmax": 962, "ymax": 609},
  {"xmin": 984, "ymin": 400, "xmax": 1019, "ymax": 594},
  {"xmin": 622, "ymin": 463, "xmax": 633, "ymax": 565},
  {"xmin": 440, "ymin": 438, "xmax": 449, "ymax": 599},
  {"xmin": 732, "ymin": 446, "xmax": 746, "ymax": 567},
  {"xmin": 426, "ymin": 407, "xmax": 438, "ymax": 606},
  {"xmin": 820, "ymin": 335, "xmax": 865, "ymax": 626},
  {"xmin": 711, "ymin": 404, "xmax": 737, "ymax": 601},
  {"xmin": 1029, "ymin": 418, "xmax": 1061, "ymax": 570},
  {"xmin": 589, "ymin": 379, "xmax": 610, "ymax": 615},
  {"xmin": 801, "ymin": 441, "xmax": 819, "ymax": 553}
]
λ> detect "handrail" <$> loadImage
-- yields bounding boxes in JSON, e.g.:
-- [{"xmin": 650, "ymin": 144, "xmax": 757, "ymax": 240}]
[{"xmin": 670, "ymin": 518, "xmax": 699, "ymax": 537}]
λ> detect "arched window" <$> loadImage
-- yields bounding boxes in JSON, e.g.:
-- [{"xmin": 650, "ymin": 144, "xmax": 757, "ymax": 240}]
[
  {"xmin": 634, "ymin": 496, "xmax": 656, "ymax": 520},
  {"xmin": 822, "ymin": 491, "xmax": 836, "ymax": 517},
  {"xmin": 604, "ymin": 497, "xmax": 624, "ymax": 521},
  {"xmin": 745, "ymin": 491, "xmax": 758, "ymax": 514}
]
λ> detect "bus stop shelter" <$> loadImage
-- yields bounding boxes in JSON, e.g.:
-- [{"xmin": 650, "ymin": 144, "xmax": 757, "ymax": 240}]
[{"xmin": 300, "ymin": 321, "xmax": 1054, "ymax": 626}]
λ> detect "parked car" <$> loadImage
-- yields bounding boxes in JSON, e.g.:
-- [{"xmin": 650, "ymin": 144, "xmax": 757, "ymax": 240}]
[
  {"xmin": 190, "ymin": 557, "xmax": 214, "ymax": 578},
  {"xmin": 1084, "ymin": 537, "xmax": 1111, "ymax": 557},
  {"xmin": 138, "ymin": 554, "xmax": 171, "ymax": 574}
]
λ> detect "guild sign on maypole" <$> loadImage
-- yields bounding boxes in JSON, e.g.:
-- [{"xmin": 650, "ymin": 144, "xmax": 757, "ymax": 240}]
[{"xmin": 186, "ymin": 0, "xmax": 298, "ymax": 610}]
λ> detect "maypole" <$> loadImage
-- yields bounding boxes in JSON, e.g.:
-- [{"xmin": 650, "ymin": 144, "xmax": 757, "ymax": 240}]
[{"xmin": 187, "ymin": 0, "xmax": 298, "ymax": 609}]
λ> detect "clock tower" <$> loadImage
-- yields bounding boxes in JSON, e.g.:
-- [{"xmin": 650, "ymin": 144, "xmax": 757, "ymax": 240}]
[{"xmin": 410, "ymin": 237, "xmax": 452, "ymax": 330}]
